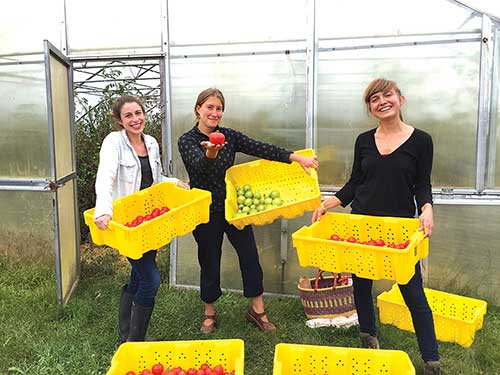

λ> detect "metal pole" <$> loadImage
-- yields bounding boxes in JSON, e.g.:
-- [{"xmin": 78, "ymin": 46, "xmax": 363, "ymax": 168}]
[{"xmin": 305, "ymin": 0, "xmax": 317, "ymax": 150}]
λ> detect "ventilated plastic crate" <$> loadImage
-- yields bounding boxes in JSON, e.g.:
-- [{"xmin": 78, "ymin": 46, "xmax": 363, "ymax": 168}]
[
  {"xmin": 273, "ymin": 343, "xmax": 415, "ymax": 375},
  {"xmin": 377, "ymin": 284, "xmax": 487, "ymax": 348},
  {"xmin": 84, "ymin": 181, "xmax": 211, "ymax": 259},
  {"xmin": 292, "ymin": 212, "xmax": 428, "ymax": 284},
  {"xmin": 106, "ymin": 339, "xmax": 244, "ymax": 375},
  {"xmin": 225, "ymin": 149, "xmax": 321, "ymax": 230}
]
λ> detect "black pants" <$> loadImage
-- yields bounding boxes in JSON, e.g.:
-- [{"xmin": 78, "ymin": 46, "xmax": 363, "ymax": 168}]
[{"xmin": 193, "ymin": 211, "xmax": 264, "ymax": 303}]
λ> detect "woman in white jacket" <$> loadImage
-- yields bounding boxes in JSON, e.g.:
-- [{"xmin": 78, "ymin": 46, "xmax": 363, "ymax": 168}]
[{"xmin": 94, "ymin": 95, "xmax": 189, "ymax": 342}]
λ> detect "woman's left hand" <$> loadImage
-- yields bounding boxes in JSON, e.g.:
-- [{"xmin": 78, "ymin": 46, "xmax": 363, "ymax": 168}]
[
  {"xmin": 176, "ymin": 180, "xmax": 190, "ymax": 190},
  {"xmin": 290, "ymin": 154, "xmax": 318, "ymax": 174},
  {"xmin": 419, "ymin": 203, "xmax": 434, "ymax": 237}
]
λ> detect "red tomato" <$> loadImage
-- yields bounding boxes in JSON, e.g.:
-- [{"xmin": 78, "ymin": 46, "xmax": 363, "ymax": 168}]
[
  {"xmin": 186, "ymin": 369, "xmax": 197, "ymax": 375},
  {"xmin": 144, "ymin": 214, "xmax": 153, "ymax": 221},
  {"xmin": 404, "ymin": 240, "xmax": 410, "ymax": 248},
  {"xmin": 160, "ymin": 206, "xmax": 170, "ymax": 215},
  {"xmin": 209, "ymin": 132, "xmax": 225, "ymax": 145},
  {"xmin": 152, "ymin": 364, "xmax": 164, "ymax": 375},
  {"xmin": 162, "ymin": 371, "xmax": 174, "ymax": 375},
  {"xmin": 330, "ymin": 234, "xmax": 341, "ymax": 241},
  {"xmin": 367, "ymin": 239, "xmax": 377, "ymax": 246},
  {"xmin": 200, "ymin": 364, "xmax": 210, "ymax": 371},
  {"xmin": 136, "ymin": 215, "xmax": 144, "ymax": 225},
  {"xmin": 213, "ymin": 365, "xmax": 224, "ymax": 375},
  {"xmin": 131, "ymin": 219, "xmax": 139, "ymax": 227},
  {"xmin": 347, "ymin": 236, "xmax": 357, "ymax": 243},
  {"xmin": 141, "ymin": 370, "xmax": 152, "ymax": 375},
  {"xmin": 151, "ymin": 207, "xmax": 161, "ymax": 218},
  {"xmin": 196, "ymin": 370, "xmax": 206, "ymax": 375},
  {"xmin": 125, "ymin": 372, "xmax": 136, "ymax": 375},
  {"xmin": 124, "ymin": 222, "xmax": 132, "ymax": 227},
  {"xmin": 387, "ymin": 244, "xmax": 396, "ymax": 248},
  {"xmin": 375, "ymin": 239, "xmax": 385, "ymax": 246}
]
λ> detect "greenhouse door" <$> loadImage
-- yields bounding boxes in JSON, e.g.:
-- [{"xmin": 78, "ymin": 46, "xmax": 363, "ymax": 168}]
[{"xmin": 44, "ymin": 41, "xmax": 80, "ymax": 305}]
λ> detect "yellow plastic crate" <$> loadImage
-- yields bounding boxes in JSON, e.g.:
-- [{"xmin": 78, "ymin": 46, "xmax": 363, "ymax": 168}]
[
  {"xmin": 273, "ymin": 343, "xmax": 415, "ymax": 375},
  {"xmin": 84, "ymin": 181, "xmax": 211, "ymax": 259},
  {"xmin": 106, "ymin": 339, "xmax": 244, "ymax": 375},
  {"xmin": 377, "ymin": 284, "xmax": 488, "ymax": 348},
  {"xmin": 292, "ymin": 212, "xmax": 428, "ymax": 284},
  {"xmin": 225, "ymin": 149, "xmax": 321, "ymax": 230}
]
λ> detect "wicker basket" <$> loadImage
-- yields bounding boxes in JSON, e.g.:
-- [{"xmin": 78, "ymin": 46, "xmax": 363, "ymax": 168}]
[{"xmin": 298, "ymin": 270, "xmax": 356, "ymax": 319}]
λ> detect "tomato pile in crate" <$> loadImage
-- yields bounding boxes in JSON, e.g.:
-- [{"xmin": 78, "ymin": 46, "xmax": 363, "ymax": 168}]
[
  {"xmin": 106, "ymin": 340, "xmax": 244, "ymax": 375},
  {"xmin": 377, "ymin": 284, "xmax": 487, "ymax": 348},
  {"xmin": 273, "ymin": 343, "xmax": 415, "ymax": 375},
  {"xmin": 225, "ymin": 149, "xmax": 321, "ymax": 230},
  {"xmin": 84, "ymin": 181, "xmax": 211, "ymax": 259},
  {"xmin": 292, "ymin": 212, "xmax": 428, "ymax": 284}
]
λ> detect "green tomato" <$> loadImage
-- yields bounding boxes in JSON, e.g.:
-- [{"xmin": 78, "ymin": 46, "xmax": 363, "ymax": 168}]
[
  {"xmin": 242, "ymin": 206, "xmax": 250, "ymax": 213},
  {"xmin": 253, "ymin": 198, "xmax": 260, "ymax": 206},
  {"xmin": 264, "ymin": 197, "xmax": 273, "ymax": 205},
  {"xmin": 253, "ymin": 192, "xmax": 261, "ymax": 199},
  {"xmin": 272, "ymin": 198, "xmax": 283, "ymax": 206},
  {"xmin": 243, "ymin": 184, "xmax": 251, "ymax": 192},
  {"xmin": 249, "ymin": 208, "xmax": 258, "ymax": 215},
  {"xmin": 270, "ymin": 191, "xmax": 280, "ymax": 199},
  {"xmin": 237, "ymin": 195, "xmax": 246, "ymax": 204},
  {"xmin": 244, "ymin": 198, "xmax": 253, "ymax": 206},
  {"xmin": 257, "ymin": 204, "xmax": 265, "ymax": 211},
  {"xmin": 244, "ymin": 191, "xmax": 253, "ymax": 199}
]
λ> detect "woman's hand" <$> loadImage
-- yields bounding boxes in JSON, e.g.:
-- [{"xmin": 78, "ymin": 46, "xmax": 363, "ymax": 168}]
[
  {"xmin": 419, "ymin": 203, "xmax": 434, "ymax": 237},
  {"xmin": 200, "ymin": 140, "xmax": 225, "ymax": 159},
  {"xmin": 290, "ymin": 154, "xmax": 319, "ymax": 174},
  {"xmin": 176, "ymin": 180, "xmax": 190, "ymax": 189},
  {"xmin": 311, "ymin": 196, "xmax": 342, "ymax": 223},
  {"xmin": 94, "ymin": 214, "xmax": 111, "ymax": 230},
  {"xmin": 312, "ymin": 205, "xmax": 326, "ymax": 223}
]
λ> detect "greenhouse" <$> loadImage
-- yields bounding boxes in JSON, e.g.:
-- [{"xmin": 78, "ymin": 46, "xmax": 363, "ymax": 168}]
[{"xmin": 1, "ymin": 0, "xmax": 500, "ymax": 374}]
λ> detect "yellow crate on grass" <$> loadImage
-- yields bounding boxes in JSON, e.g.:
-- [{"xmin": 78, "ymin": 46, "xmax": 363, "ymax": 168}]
[
  {"xmin": 292, "ymin": 212, "xmax": 428, "ymax": 284},
  {"xmin": 106, "ymin": 339, "xmax": 244, "ymax": 375},
  {"xmin": 377, "ymin": 284, "xmax": 487, "ymax": 348},
  {"xmin": 84, "ymin": 181, "xmax": 211, "ymax": 259},
  {"xmin": 273, "ymin": 343, "xmax": 415, "ymax": 375},
  {"xmin": 225, "ymin": 149, "xmax": 321, "ymax": 230}
]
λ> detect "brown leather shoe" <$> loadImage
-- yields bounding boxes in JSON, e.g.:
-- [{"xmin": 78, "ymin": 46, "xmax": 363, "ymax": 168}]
[
  {"xmin": 200, "ymin": 314, "xmax": 216, "ymax": 334},
  {"xmin": 246, "ymin": 307, "xmax": 277, "ymax": 332}
]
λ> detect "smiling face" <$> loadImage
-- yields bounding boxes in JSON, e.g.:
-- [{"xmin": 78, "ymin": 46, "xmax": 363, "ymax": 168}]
[
  {"xmin": 368, "ymin": 86, "xmax": 405, "ymax": 121},
  {"xmin": 196, "ymin": 96, "xmax": 224, "ymax": 133},
  {"xmin": 118, "ymin": 102, "xmax": 146, "ymax": 136}
]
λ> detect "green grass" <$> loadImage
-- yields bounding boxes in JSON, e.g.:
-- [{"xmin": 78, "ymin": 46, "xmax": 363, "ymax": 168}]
[{"xmin": 1, "ymin": 247, "xmax": 500, "ymax": 375}]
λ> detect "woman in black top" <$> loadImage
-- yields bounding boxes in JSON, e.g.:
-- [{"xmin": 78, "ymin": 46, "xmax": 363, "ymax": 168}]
[
  {"xmin": 179, "ymin": 88, "xmax": 318, "ymax": 333},
  {"xmin": 312, "ymin": 79, "xmax": 440, "ymax": 375}
]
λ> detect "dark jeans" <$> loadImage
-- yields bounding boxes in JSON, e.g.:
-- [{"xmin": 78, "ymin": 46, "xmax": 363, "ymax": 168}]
[
  {"xmin": 353, "ymin": 263, "xmax": 440, "ymax": 362},
  {"xmin": 126, "ymin": 250, "xmax": 160, "ymax": 307},
  {"xmin": 193, "ymin": 211, "xmax": 264, "ymax": 303}
]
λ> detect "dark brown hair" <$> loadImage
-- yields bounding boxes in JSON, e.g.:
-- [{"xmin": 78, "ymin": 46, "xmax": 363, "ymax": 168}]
[
  {"xmin": 111, "ymin": 96, "xmax": 146, "ymax": 130},
  {"xmin": 194, "ymin": 88, "xmax": 225, "ymax": 119},
  {"xmin": 363, "ymin": 78, "xmax": 403, "ymax": 121}
]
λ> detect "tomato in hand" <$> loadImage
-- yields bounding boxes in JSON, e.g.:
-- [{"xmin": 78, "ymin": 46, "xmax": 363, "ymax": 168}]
[{"xmin": 209, "ymin": 132, "xmax": 225, "ymax": 145}]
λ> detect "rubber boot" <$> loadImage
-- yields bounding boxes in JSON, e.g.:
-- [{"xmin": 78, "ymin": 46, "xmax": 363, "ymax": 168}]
[
  {"xmin": 118, "ymin": 285, "xmax": 135, "ymax": 344},
  {"xmin": 127, "ymin": 302, "xmax": 154, "ymax": 342}
]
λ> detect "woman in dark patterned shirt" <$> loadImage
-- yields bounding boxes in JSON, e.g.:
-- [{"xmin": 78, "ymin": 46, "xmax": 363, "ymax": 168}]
[
  {"xmin": 312, "ymin": 79, "xmax": 440, "ymax": 375},
  {"xmin": 178, "ymin": 88, "xmax": 318, "ymax": 333}
]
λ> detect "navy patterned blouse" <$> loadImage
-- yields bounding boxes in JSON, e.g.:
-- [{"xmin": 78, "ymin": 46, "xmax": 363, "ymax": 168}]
[{"xmin": 178, "ymin": 124, "xmax": 292, "ymax": 214}]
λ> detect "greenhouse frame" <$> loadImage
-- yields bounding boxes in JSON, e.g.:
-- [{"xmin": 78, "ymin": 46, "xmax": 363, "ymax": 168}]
[{"xmin": 1, "ymin": 0, "xmax": 500, "ymax": 306}]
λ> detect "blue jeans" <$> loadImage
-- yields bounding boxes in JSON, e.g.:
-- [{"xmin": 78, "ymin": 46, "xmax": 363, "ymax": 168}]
[
  {"xmin": 125, "ymin": 250, "xmax": 160, "ymax": 307},
  {"xmin": 353, "ymin": 263, "xmax": 440, "ymax": 362},
  {"xmin": 193, "ymin": 211, "xmax": 264, "ymax": 303}
]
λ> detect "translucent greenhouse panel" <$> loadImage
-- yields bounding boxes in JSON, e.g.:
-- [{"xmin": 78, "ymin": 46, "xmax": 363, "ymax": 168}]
[
  {"xmin": 0, "ymin": 2, "xmax": 62, "ymax": 55},
  {"xmin": 168, "ymin": 0, "xmax": 307, "ymax": 45},
  {"xmin": 0, "ymin": 191, "xmax": 53, "ymax": 260},
  {"xmin": 317, "ymin": 0, "xmax": 481, "ymax": 39},
  {"xmin": 56, "ymin": 179, "xmax": 79, "ymax": 304},
  {"xmin": 429, "ymin": 204, "xmax": 500, "ymax": 305},
  {"xmin": 176, "ymin": 222, "xmax": 283, "ymax": 294},
  {"xmin": 65, "ymin": 0, "xmax": 161, "ymax": 56},
  {"xmin": 49, "ymin": 54, "xmax": 73, "ymax": 178},
  {"xmin": 0, "ymin": 61, "xmax": 50, "ymax": 178},
  {"xmin": 316, "ymin": 42, "xmax": 480, "ymax": 188},
  {"xmin": 170, "ymin": 54, "xmax": 307, "ymax": 182}
]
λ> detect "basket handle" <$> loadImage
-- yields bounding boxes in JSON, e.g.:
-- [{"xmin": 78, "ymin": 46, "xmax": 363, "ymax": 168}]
[{"xmin": 313, "ymin": 270, "xmax": 350, "ymax": 291}]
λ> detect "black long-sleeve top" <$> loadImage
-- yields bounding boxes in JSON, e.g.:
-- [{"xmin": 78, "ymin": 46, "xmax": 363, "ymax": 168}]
[
  {"xmin": 178, "ymin": 124, "xmax": 292, "ymax": 214},
  {"xmin": 335, "ymin": 128, "xmax": 433, "ymax": 218}
]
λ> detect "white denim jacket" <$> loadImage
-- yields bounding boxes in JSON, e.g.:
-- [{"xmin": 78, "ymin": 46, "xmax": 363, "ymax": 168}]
[{"xmin": 94, "ymin": 129, "xmax": 179, "ymax": 219}]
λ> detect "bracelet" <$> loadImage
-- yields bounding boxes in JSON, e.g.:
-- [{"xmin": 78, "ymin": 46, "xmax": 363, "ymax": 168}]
[{"xmin": 320, "ymin": 202, "xmax": 327, "ymax": 212}]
